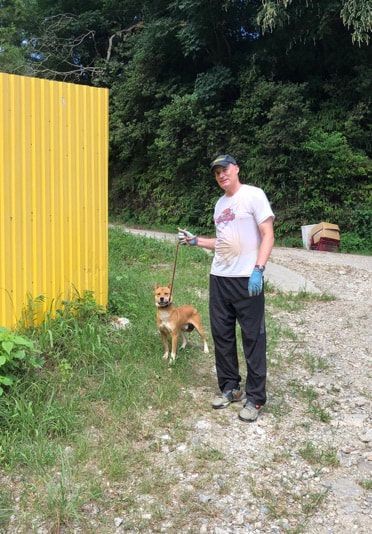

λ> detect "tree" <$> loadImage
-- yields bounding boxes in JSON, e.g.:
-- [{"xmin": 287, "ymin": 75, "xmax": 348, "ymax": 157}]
[
  {"xmin": 0, "ymin": 0, "xmax": 370, "ymax": 247},
  {"xmin": 257, "ymin": 0, "xmax": 372, "ymax": 45}
]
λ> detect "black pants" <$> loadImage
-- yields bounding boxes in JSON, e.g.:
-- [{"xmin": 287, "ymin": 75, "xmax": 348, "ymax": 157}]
[{"xmin": 209, "ymin": 275, "xmax": 267, "ymax": 406}]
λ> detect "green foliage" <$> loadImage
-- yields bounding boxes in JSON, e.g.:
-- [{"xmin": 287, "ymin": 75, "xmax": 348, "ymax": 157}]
[
  {"xmin": 0, "ymin": 33, "xmax": 27, "ymax": 73},
  {"xmin": 298, "ymin": 128, "xmax": 370, "ymax": 234},
  {"xmin": 32, "ymin": 291, "xmax": 109, "ymax": 370},
  {"xmin": 258, "ymin": 0, "xmax": 372, "ymax": 45},
  {"xmin": 0, "ymin": 230, "xmax": 211, "ymax": 474},
  {"xmin": 299, "ymin": 441, "xmax": 339, "ymax": 467},
  {"xmin": 340, "ymin": 231, "xmax": 372, "ymax": 254},
  {"xmin": 341, "ymin": 0, "xmax": 372, "ymax": 45},
  {"xmin": 358, "ymin": 478, "xmax": 372, "ymax": 490},
  {"xmin": 1, "ymin": 0, "xmax": 371, "ymax": 251},
  {"xmin": 0, "ymin": 328, "xmax": 43, "ymax": 396}
]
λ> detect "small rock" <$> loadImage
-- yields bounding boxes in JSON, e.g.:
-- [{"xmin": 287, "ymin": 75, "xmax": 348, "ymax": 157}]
[
  {"xmin": 114, "ymin": 517, "xmax": 123, "ymax": 527},
  {"xmin": 110, "ymin": 317, "xmax": 131, "ymax": 329},
  {"xmin": 359, "ymin": 430, "xmax": 372, "ymax": 443},
  {"xmin": 198, "ymin": 494, "xmax": 212, "ymax": 504},
  {"xmin": 235, "ymin": 513, "xmax": 245, "ymax": 525},
  {"xmin": 195, "ymin": 419, "xmax": 212, "ymax": 430},
  {"xmin": 260, "ymin": 505, "xmax": 269, "ymax": 516},
  {"xmin": 279, "ymin": 518, "xmax": 289, "ymax": 529},
  {"xmin": 341, "ymin": 445, "xmax": 356, "ymax": 454}
]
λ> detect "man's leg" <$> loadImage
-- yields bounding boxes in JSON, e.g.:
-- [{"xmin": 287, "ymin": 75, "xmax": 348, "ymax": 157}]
[
  {"xmin": 235, "ymin": 287, "xmax": 267, "ymax": 407},
  {"xmin": 209, "ymin": 275, "xmax": 241, "ymax": 392}
]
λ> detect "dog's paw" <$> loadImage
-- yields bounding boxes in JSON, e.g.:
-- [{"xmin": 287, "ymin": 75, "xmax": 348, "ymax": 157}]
[{"xmin": 163, "ymin": 353, "xmax": 169, "ymax": 360}]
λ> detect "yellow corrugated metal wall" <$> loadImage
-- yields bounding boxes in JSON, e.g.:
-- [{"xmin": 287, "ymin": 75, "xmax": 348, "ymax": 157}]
[{"xmin": 0, "ymin": 73, "xmax": 109, "ymax": 328}]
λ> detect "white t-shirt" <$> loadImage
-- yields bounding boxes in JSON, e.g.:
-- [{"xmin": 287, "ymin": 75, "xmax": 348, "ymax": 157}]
[{"xmin": 210, "ymin": 184, "xmax": 274, "ymax": 277}]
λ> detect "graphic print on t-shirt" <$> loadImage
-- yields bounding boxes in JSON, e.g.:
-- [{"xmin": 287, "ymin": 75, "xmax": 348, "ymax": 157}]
[{"xmin": 215, "ymin": 208, "xmax": 236, "ymax": 225}]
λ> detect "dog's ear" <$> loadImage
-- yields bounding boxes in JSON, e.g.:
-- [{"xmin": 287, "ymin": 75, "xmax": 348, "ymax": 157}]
[
  {"xmin": 154, "ymin": 283, "xmax": 159, "ymax": 290},
  {"xmin": 167, "ymin": 283, "xmax": 172, "ymax": 290}
]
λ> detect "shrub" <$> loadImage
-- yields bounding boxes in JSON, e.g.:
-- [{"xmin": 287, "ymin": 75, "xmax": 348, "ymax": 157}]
[{"xmin": 0, "ymin": 328, "xmax": 43, "ymax": 396}]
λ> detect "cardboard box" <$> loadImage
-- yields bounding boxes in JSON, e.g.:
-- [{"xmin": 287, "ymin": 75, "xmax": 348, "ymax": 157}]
[{"xmin": 310, "ymin": 222, "xmax": 340, "ymax": 245}]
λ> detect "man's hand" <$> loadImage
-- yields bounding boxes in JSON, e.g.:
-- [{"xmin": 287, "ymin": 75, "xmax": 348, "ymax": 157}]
[
  {"xmin": 248, "ymin": 268, "xmax": 263, "ymax": 296},
  {"xmin": 178, "ymin": 228, "xmax": 198, "ymax": 246}
]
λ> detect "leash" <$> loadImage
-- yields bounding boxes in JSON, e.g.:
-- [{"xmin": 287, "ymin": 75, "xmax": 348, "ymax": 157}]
[{"xmin": 169, "ymin": 241, "xmax": 180, "ymax": 302}]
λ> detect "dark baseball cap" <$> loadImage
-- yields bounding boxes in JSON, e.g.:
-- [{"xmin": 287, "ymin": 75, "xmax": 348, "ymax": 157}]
[{"xmin": 210, "ymin": 154, "xmax": 237, "ymax": 170}]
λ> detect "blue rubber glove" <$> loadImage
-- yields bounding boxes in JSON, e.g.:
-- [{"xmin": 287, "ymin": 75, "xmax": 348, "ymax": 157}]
[
  {"xmin": 248, "ymin": 267, "xmax": 263, "ymax": 297},
  {"xmin": 178, "ymin": 228, "xmax": 198, "ymax": 246}
]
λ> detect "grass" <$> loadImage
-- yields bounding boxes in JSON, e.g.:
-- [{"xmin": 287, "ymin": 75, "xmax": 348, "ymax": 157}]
[
  {"xmin": 358, "ymin": 479, "xmax": 372, "ymax": 490},
  {"xmin": 0, "ymin": 228, "xmax": 340, "ymax": 531},
  {"xmin": 307, "ymin": 402, "xmax": 331, "ymax": 423},
  {"xmin": 248, "ymin": 475, "xmax": 328, "ymax": 525},
  {"xmin": 0, "ymin": 229, "xmax": 213, "ymax": 529},
  {"xmin": 0, "ymin": 487, "xmax": 12, "ymax": 529},
  {"xmin": 287, "ymin": 379, "xmax": 331, "ymax": 423},
  {"xmin": 299, "ymin": 442, "xmax": 339, "ymax": 467},
  {"xmin": 288, "ymin": 379, "xmax": 318, "ymax": 403},
  {"xmin": 303, "ymin": 351, "xmax": 330, "ymax": 373},
  {"xmin": 193, "ymin": 446, "xmax": 225, "ymax": 462},
  {"xmin": 267, "ymin": 290, "xmax": 335, "ymax": 312}
]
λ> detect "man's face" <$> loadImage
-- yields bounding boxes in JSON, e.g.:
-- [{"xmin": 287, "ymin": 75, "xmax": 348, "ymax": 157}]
[{"xmin": 213, "ymin": 163, "xmax": 240, "ymax": 194}]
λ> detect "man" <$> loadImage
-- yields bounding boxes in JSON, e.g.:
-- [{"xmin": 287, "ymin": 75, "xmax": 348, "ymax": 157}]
[{"xmin": 178, "ymin": 154, "xmax": 274, "ymax": 422}]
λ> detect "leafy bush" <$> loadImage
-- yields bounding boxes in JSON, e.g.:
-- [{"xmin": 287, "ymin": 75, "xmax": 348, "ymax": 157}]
[
  {"xmin": 340, "ymin": 232, "xmax": 372, "ymax": 254},
  {"xmin": 0, "ymin": 328, "xmax": 43, "ymax": 396}
]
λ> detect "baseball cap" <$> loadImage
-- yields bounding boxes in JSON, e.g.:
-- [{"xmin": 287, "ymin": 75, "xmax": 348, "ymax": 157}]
[{"xmin": 210, "ymin": 154, "xmax": 237, "ymax": 170}]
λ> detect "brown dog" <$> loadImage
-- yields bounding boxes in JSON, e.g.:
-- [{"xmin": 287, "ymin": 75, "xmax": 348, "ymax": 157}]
[{"xmin": 155, "ymin": 284, "xmax": 209, "ymax": 363}]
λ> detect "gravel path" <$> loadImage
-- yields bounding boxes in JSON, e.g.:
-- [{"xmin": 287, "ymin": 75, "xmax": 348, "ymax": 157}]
[{"xmin": 114, "ymin": 226, "xmax": 372, "ymax": 533}]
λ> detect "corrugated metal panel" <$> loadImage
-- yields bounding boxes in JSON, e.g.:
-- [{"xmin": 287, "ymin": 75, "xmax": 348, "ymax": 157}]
[{"xmin": 0, "ymin": 73, "xmax": 109, "ymax": 328}]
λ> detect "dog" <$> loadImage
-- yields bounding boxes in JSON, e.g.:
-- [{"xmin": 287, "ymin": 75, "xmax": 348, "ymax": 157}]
[{"xmin": 154, "ymin": 284, "xmax": 209, "ymax": 363}]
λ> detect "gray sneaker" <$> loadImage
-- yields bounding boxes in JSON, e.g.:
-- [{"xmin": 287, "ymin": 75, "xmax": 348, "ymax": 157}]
[
  {"xmin": 212, "ymin": 388, "xmax": 245, "ymax": 410},
  {"xmin": 239, "ymin": 401, "xmax": 261, "ymax": 422}
]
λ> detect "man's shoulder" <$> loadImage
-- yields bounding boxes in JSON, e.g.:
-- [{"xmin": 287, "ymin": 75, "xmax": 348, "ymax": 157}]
[
  {"xmin": 237, "ymin": 184, "xmax": 268, "ymax": 204},
  {"xmin": 241, "ymin": 183, "xmax": 265, "ymax": 195}
]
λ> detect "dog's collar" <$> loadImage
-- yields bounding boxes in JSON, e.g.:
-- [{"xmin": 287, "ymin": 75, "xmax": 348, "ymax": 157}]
[{"xmin": 157, "ymin": 301, "xmax": 172, "ymax": 308}]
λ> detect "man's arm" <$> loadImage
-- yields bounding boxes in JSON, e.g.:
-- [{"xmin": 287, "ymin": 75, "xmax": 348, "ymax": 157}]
[
  {"xmin": 247, "ymin": 217, "xmax": 274, "ymax": 296},
  {"xmin": 256, "ymin": 217, "xmax": 275, "ymax": 266},
  {"xmin": 195, "ymin": 236, "xmax": 216, "ymax": 251},
  {"xmin": 178, "ymin": 228, "xmax": 216, "ymax": 250}
]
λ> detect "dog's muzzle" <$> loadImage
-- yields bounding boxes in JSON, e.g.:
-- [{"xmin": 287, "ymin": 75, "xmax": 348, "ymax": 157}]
[{"xmin": 157, "ymin": 299, "xmax": 171, "ymax": 308}]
